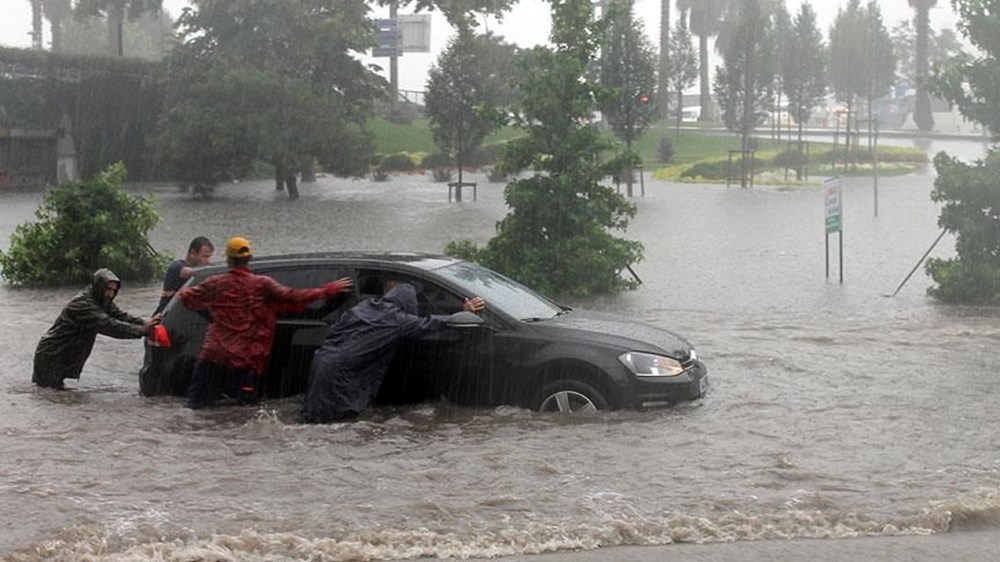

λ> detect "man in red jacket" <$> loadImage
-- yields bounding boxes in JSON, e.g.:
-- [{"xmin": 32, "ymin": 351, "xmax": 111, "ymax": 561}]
[{"xmin": 178, "ymin": 236, "xmax": 352, "ymax": 409}]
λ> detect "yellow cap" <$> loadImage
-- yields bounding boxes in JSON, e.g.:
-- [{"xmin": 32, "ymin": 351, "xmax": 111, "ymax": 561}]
[{"xmin": 225, "ymin": 236, "xmax": 253, "ymax": 259}]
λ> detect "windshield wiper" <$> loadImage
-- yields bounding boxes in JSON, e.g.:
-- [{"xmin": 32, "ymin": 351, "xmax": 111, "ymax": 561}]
[{"xmin": 522, "ymin": 309, "xmax": 569, "ymax": 322}]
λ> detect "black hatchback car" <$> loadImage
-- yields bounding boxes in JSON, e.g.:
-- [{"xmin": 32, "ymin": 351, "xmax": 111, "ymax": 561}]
[{"xmin": 139, "ymin": 252, "xmax": 707, "ymax": 412}]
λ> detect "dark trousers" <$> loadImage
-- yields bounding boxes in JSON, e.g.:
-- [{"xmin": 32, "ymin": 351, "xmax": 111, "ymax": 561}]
[{"xmin": 186, "ymin": 360, "xmax": 258, "ymax": 409}]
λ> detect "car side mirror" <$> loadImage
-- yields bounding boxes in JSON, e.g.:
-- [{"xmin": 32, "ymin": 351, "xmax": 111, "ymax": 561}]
[{"xmin": 446, "ymin": 311, "xmax": 484, "ymax": 328}]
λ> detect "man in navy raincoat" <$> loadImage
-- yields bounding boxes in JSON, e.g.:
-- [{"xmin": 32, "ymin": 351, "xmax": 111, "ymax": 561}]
[{"xmin": 300, "ymin": 281, "xmax": 485, "ymax": 423}]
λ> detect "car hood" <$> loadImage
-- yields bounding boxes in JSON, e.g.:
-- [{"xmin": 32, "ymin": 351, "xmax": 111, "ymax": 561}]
[{"xmin": 532, "ymin": 309, "xmax": 694, "ymax": 359}]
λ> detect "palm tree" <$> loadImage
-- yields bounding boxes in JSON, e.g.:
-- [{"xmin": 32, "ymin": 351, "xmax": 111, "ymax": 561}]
[
  {"xmin": 76, "ymin": 0, "xmax": 163, "ymax": 56},
  {"xmin": 657, "ymin": 0, "xmax": 670, "ymax": 119},
  {"xmin": 910, "ymin": 0, "xmax": 936, "ymax": 131},
  {"xmin": 29, "ymin": 0, "xmax": 43, "ymax": 49},
  {"xmin": 42, "ymin": 0, "xmax": 72, "ymax": 52},
  {"xmin": 676, "ymin": 0, "xmax": 731, "ymax": 121}
]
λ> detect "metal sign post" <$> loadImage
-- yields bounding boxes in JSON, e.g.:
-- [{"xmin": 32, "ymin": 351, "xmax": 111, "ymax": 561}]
[
  {"xmin": 873, "ymin": 112, "xmax": 879, "ymax": 218},
  {"xmin": 824, "ymin": 177, "xmax": 844, "ymax": 284}
]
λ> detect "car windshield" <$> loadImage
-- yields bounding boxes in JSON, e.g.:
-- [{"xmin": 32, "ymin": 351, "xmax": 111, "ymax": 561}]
[{"xmin": 434, "ymin": 261, "xmax": 564, "ymax": 321}]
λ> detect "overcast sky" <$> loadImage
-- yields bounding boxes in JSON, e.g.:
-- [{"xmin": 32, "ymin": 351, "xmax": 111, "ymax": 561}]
[{"xmin": 1, "ymin": 0, "xmax": 959, "ymax": 91}]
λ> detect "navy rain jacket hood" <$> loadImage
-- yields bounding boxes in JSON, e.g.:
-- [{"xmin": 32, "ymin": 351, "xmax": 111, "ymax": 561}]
[{"xmin": 302, "ymin": 283, "xmax": 461, "ymax": 422}]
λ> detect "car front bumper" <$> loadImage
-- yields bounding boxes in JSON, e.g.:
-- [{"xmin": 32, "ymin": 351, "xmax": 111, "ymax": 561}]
[{"xmin": 628, "ymin": 360, "xmax": 708, "ymax": 409}]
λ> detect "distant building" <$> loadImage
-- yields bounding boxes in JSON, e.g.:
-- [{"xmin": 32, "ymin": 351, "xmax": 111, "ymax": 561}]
[{"xmin": 0, "ymin": 128, "xmax": 58, "ymax": 188}]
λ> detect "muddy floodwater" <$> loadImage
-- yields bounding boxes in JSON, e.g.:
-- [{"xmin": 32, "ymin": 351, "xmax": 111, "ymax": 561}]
[{"xmin": 2, "ymin": 143, "xmax": 999, "ymax": 560}]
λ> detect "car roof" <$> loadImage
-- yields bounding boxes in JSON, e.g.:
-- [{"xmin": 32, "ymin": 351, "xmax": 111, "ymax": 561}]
[{"xmin": 192, "ymin": 251, "xmax": 462, "ymax": 278}]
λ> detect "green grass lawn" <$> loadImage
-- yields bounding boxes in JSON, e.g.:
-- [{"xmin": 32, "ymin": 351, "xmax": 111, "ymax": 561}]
[{"xmin": 366, "ymin": 117, "xmax": 928, "ymax": 184}]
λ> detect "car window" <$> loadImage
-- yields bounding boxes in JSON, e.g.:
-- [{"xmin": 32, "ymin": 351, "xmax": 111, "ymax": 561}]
[
  {"xmin": 355, "ymin": 268, "xmax": 464, "ymax": 317},
  {"xmin": 433, "ymin": 261, "xmax": 563, "ymax": 321},
  {"xmin": 419, "ymin": 282, "xmax": 465, "ymax": 315},
  {"xmin": 259, "ymin": 266, "xmax": 346, "ymax": 289},
  {"xmin": 258, "ymin": 265, "xmax": 354, "ymax": 321}
]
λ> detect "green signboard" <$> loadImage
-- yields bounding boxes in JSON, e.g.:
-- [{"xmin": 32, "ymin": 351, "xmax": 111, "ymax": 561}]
[{"xmin": 824, "ymin": 179, "xmax": 842, "ymax": 234}]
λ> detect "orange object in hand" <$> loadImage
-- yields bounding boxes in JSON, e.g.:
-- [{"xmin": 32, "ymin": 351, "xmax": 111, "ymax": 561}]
[{"xmin": 149, "ymin": 324, "xmax": 172, "ymax": 348}]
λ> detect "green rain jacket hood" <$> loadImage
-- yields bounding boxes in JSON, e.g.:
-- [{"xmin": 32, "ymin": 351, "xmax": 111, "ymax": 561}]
[{"xmin": 92, "ymin": 268, "xmax": 121, "ymax": 306}]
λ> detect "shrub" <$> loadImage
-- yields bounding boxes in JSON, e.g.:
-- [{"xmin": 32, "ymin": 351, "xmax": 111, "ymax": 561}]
[
  {"xmin": 679, "ymin": 160, "xmax": 732, "ymax": 179},
  {"xmin": 925, "ymin": 151, "xmax": 1000, "ymax": 304},
  {"xmin": 381, "ymin": 152, "xmax": 417, "ymax": 171},
  {"xmin": 477, "ymin": 143, "xmax": 504, "ymax": 166},
  {"xmin": 658, "ymin": 137, "xmax": 675, "ymax": 164},
  {"xmin": 486, "ymin": 166, "xmax": 508, "ymax": 183},
  {"xmin": 431, "ymin": 168, "xmax": 453, "ymax": 182},
  {"xmin": 773, "ymin": 149, "xmax": 809, "ymax": 169},
  {"xmin": 0, "ymin": 163, "xmax": 169, "ymax": 287},
  {"xmin": 420, "ymin": 152, "xmax": 453, "ymax": 169},
  {"xmin": 443, "ymin": 239, "xmax": 482, "ymax": 262},
  {"xmin": 372, "ymin": 167, "xmax": 390, "ymax": 182}
]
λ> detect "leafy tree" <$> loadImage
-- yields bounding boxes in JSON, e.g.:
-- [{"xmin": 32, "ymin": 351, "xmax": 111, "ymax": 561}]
[
  {"xmin": 0, "ymin": 163, "xmax": 167, "ymax": 287},
  {"xmin": 860, "ymin": 1, "xmax": 896, "ymax": 146},
  {"xmin": 425, "ymin": 30, "xmax": 518, "ymax": 198},
  {"xmin": 828, "ymin": 0, "xmax": 867, "ymax": 153},
  {"xmin": 830, "ymin": 1, "xmax": 895, "ymax": 154},
  {"xmin": 158, "ymin": 0, "xmax": 383, "ymax": 199},
  {"xmin": 769, "ymin": 1, "xmax": 792, "ymax": 141},
  {"xmin": 932, "ymin": 0, "xmax": 1000, "ymax": 135},
  {"xmin": 664, "ymin": 15, "xmax": 698, "ymax": 135},
  {"xmin": 925, "ymin": 152, "xmax": 1000, "ymax": 304},
  {"xmin": 75, "ymin": 0, "xmax": 163, "ymax": 56},
  {"xmin": 375, "ymin": 0, "xmax": 517, "ymax": 27},
  {"xmin": 446, "ymin": 0, "xmax": 643, "ymax": 297},
  {"xmin": 599, "ymin": 0, "xmax": 657, "ymax": 197},
  {"xmin": 713, "ymin": 0, "xmax": 774, "ymax": 187},
  {"xmin": 924, "ymin": 0, "xmax": 1000, "ymax": 304},
  {"xmin": 781, "ymin": 1, "xmax": 826, "ymax": 158},
  {"xmin": 909, "ymin": 0, "xmax": 938, "ymax": 131}
]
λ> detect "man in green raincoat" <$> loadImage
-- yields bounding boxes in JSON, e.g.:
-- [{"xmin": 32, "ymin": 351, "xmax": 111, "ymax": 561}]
[{"xmin": 32, "ymin": 268, "xmax": 158, "ymax": 389}]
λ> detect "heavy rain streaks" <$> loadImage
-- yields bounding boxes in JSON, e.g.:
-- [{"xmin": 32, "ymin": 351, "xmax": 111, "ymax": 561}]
[{"xmin": 3, "ymin": 136, "xmax": 1000, "ymax": 558}]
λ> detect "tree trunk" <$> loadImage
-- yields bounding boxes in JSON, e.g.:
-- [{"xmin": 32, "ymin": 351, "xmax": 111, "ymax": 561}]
[
  {"xmin": 454, "ymin": 152, "xmax": 463, "ymax": 203},
  {"xmin": 107, "ymin": 1, "xmax": 125, "ymax": 56},
  {"xmin": 796, "ymin": 120, "xmax": 805, "ymax": 181},
  {"xmin": 913, "ymin": 4, "xmax": 934, "ymax": 131},
  {"xmin": 43, "ymin": 0, "xmax": 71, "ymax": 52},
  {"xmin": 301, "ymin": 159, "xmax": 316, "ymax": 183},
  {"xmin": 625, "ymin": 139, "xmax": 634, "ymax": 197},
  {"xmin": 286, "ymin": 172, "xmax": 299, "ymax": 200},
  {"xmin": 30, "ymin": 0, "xmax": 43, "ymax": 50},
  {"xmin": 676, "ymin": 88, "xmax": 683, "ymax": 135},
  {"xmin": 698, "ymin": 32, "xmax": 711, "ymax": 121},
  {"xmin": 844, "ymin": 99, "xmax": 854, "ymax": 171},
  {"xmin": 49, "ymin": 17, "xmax": 62, "ymax": 52},
  {"xmin": 741, "ymin": 41, "xmax": 754, "ymax": 188},
  {"xmin": 657, "ymin": 0, "xmax": 670, "ymax": 120},
  {"xmin": 275, "ymin": 164, "xmax": 286, "ymax": 191}
]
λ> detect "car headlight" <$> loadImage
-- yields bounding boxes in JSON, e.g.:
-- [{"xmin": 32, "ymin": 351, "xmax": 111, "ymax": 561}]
[{"xmin": 619, "ymin": 352, "xmax": 685, "ymax": 377}]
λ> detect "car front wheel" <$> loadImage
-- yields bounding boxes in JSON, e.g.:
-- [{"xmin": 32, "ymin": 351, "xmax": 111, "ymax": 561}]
[{"xmin": 534, "ymin": 380, "xmax": 608, "ymax": 413}]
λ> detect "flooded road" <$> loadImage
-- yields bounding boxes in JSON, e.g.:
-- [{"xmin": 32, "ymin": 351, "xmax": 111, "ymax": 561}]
[{"xmin": 2, "ymin": 149, "xmax": 1000, "ymax": 560}]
